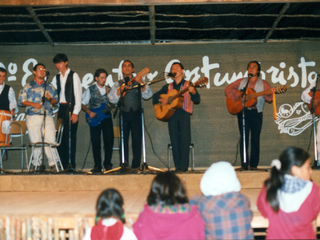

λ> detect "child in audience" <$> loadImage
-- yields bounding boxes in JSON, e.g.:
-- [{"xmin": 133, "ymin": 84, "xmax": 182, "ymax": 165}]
[
  {"xmin": 83, "ymin": 188, "xmax": 137, "ymax": 240},
  {"xmin": 257, "ymin": 146, "xmax": 320, "ymax": 239},
  {"xmin": 133, "ymin": 171, "xmax": 205, "ymax": 240},
  {"xmin": 191, "ymin": 161, "xmax": 254, "ymax": 239}
]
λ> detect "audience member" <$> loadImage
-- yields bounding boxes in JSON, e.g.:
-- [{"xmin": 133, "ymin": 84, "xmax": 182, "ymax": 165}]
[
  {"xmin": 133, "ymin": 171, "xmax": 205, "ymax": 240},
  {"xmin": 257, "ymin": 146, "xmax": 320, "ymax": 239},
  {"xmin": 191, "ymin": 161, "xmax": 253, "ymax": 239},
  {"xmin": 83, "ymin": 188, "xmax": 137, "ymax": 240}
]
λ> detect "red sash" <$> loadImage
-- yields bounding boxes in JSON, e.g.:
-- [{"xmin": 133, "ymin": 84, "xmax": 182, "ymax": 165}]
[{"xmin": 90, "ymin": 220, "xmax": 124, "ymax": 240}]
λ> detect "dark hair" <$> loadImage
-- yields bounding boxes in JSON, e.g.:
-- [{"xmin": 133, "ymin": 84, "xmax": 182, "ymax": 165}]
[
  {"xmin": 147, "ymin": 171, "xmax": 189, "ymax": 206},
  {"xmin": 53, "ymin": 53, "xmax": 68, "ymax": 64},
  {"xmin": 95, "ymin": 188, "xmax": 125, "ymax": 224},
  {"xmin": 171, "ymin": 62, "xmax": 184, "ymax": 71},
  {"xmin": 0, "ymin": 67, "xmax": 7, "ymax": 74},
  {"xmin": 122, "ymin": 60, "xmax": 134, "ymax": 69},
  {"xmin": 33, "ymin": 63, "xmax": 46, "ymax": 72},
  {"xmin": 247, "ymin": 61, "xmax": 261, "ymax": 77},
  {"xmin": 264, "ymin": 146, "xmax": 310, "ymax": 212},
  {"xmin": 94, "ymin": 68, "xmax": 108, "ymax": 79}
]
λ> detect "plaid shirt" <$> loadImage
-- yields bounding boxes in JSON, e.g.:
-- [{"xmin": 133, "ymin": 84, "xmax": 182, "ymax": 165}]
[{"xmin": 191, "ymin": 192, "xmax": 253, "ymax": 240}]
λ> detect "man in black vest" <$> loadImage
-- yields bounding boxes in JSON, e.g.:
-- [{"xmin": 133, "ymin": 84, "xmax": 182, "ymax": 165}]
[
  {"xmin": 109, "ymin": 60, "xmax": 152, "ymax": 168},
  {"xmin": 0, "ymin": 68, "xmax": 18, "ymax": 117},
  {"xmin": 0, "ymin": 67, "xmax": 18, "ymax": 160},
  {"xmin": 53, "ymin": 53, "xmax": 82, "ymax": 169},
  {"xmin": 81, "ymin": 69, "xmax": 114, "ymax": 173}
]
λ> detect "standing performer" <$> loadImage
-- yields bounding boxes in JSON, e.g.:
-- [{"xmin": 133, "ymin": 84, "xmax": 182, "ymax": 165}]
[
  {"xmin": 52, "ymin": 53, "xmax": 82, "ymax": 169},
  {"xmin": 301, "ymin": 81, "xmax": 320, "ymax": 161},
  {"xmin": 0, "ymin": 67, "xmax": 18, "ymax": 160},
  {"xmin": 82, "ymin": 69, "xmax": 114, "ymax": 173},
  {"xmin": 152, "ymin": 62, "xmax": 200, "ymax": 172},
  {"xmin": 224, "ymin": 61, "xmax": 272, "ymax": 169},
  {"xmin": 18, "ymin": 63, "xmax": 58, "ymax": 170},
  {"xmin": 109, "ymin": 60, "xmax": 152, "ymax": 169}
]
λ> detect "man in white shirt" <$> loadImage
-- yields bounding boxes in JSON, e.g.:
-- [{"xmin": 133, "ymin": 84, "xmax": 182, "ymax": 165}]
[
  {"xmin": 0, "ymin": 67, "xmax": 18, "ymax": 161},
  {"xmin": 52, "ymin": 53, "xmax": 82, "ymax": 169}
]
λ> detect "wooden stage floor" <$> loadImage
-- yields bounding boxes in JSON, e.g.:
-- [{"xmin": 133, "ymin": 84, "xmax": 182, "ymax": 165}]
[{"xmin": 0, "ymin": 168, "xmax": 320, "ymax": 239}]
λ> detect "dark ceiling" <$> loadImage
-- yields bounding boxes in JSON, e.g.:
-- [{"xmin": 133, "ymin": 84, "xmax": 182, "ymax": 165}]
[{"xmin": 1, "ymin": 2, "xmax": 320, "ymax": 45}]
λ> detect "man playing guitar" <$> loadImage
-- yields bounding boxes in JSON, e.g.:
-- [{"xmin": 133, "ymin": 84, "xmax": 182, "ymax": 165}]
[
  {"xmin": 82, "ymin": 69, "xmax": 114, "ymax": 173},
  {"xmin": 109, "ymin": 60, "xmax": 152, "ymax": 169},
  {"xmin": 224, "ymin": 61, "xmax": 273, "ymax": 169},
  {"xmin": 152, "ymin": 62, "xmax": 200, "ymax": 172}
]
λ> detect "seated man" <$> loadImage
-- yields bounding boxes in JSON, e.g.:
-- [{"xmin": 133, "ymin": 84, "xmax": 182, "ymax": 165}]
[{"xmin": 18, "ymin": 63, "xmax": 58, "ymax": 170}]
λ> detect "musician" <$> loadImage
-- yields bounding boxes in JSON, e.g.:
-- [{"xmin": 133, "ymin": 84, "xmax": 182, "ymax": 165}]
[
  {"xmin": 81, "ymin": 69, "xmax": 114, "ymax": 173},
  {"xmin": 109, "ymin": 60, "xmax": 152, "ymax": 168},
  {"xmin": 152, "ymin": 62, "xmax": 200, "ymax": 172},
  {"xmin": 52, "ymin": 53, "xmax": 82, "ymax": 169},
  {"xmin": 301, "ymin": 81, "xmax": 320, "ymax": 160},
  {"xmin": 18, "ymin": 63, "xmax": 58, "ymax": 170},
  {"xmin": 0, "ymin": 68, "xmax": 18, "ymax": 116},
  {"xmin": 0, "ymin": 67, "xmax": 18, "ymax": 161},
  {"xmin": 224, "ymin": 61, "xmax": 272, "ymax": 169}
]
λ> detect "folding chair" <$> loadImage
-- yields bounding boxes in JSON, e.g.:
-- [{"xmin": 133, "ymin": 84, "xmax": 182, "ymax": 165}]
[{"xmin": 0, "ymin": 121, "xmax": 28, "ymax": 172}]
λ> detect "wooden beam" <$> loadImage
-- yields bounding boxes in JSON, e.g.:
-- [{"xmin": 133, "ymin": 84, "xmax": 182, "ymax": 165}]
[
  {"xmin": 264, "ymin": 3, "xmax": 290, "ymax": 43},
  {"xmin": 0, "ymin": 0, "xmax": 319, "ymax": 7},
  {"xmin": 26, "ymin": 7, "xmax": 55, "ymax": 46},
  {"xmin": 149, "ymin": 5, "xmax": 156, "ymax": 45}
]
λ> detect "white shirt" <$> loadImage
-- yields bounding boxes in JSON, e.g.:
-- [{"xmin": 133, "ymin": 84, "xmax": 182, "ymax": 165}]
[
  {"xmin": 53, "ymin": 68, "xmax": 82, "ymax": 115},
  {"xmin": 82, "ymin": 82, "xmax": 107, "ymax": 105},
  {"xmin": 301, "ymin": 81, "xmax": 315, "ymax": 104},
  {"xmin": 0, "ymin": 83, "xmax": 18, "ymax": 113}
]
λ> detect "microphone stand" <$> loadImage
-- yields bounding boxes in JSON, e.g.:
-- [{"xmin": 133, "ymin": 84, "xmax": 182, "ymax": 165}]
[
  {"xmin": 39, "ymin": 72, "xmax": 49, "ymax": 172},
  {"xmin": 235, "ymin": 74, "xmax": 252, "ymax": 171},
  {"xmin": 104, "ymin": 79, "xmax": 137, "ymax": 174},
  {"xmin": 311, "ymin": 75, "xmax": 320, "ymax": 168}
]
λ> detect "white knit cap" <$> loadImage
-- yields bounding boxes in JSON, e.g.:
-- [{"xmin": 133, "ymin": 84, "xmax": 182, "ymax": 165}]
[{"xmin": 200, "ymin": 161, "xmax": 241, "ymax": 196}]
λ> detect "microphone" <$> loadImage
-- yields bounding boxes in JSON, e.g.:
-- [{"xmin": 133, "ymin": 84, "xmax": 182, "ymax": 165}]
[
  {"xmin": 248, "ymin": 73, "xmax": 253, "ymax": 78},
  {"xmin": 167, "ymin": 72, "xmax": 176, "ymax": 78},
  {"xmin": 46, "ymin": 71, "xmax": 50, "ymax": 77},
  {"xmin": 124, "ymin": 77, "xmax": 130, "ymax": 84}
]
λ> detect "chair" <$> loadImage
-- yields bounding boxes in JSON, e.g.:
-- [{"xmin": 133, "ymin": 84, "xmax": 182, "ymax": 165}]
[
  {"xmin": 28, "ymin": 118, "xmax": 64, "ymax": 172},
  {"xmin": 167, "ymin": 143, "xmax": 195, "ymax": 171},
  {"xmin": 0, "ymin": 121, "xmax": 28, "ymax": 172}
]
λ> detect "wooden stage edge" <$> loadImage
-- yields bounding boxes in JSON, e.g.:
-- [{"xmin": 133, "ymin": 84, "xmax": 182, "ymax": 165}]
[{"xmin": 1, "ymin": 168, "xmax": 320, "ymax": 239}]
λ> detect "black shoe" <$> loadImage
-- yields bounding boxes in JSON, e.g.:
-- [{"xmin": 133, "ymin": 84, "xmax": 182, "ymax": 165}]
[
  {"xmin": 104, "ymin": 165, "xmax": 113, "ymax": 171},
  {"xmin": 91, "ymin": 167, "xmax": 102, "ymax": 173}
]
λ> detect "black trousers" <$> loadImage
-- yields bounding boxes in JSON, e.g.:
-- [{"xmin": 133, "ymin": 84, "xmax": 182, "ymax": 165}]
[
  {"xmin": 168, "ymin": 109, "xmax": 191, "ymax": 171},
  {"xmin": 120, "ymin": 109, "xmax": 142, "ymax": 168},
  {"xmin": 57, "ymin": 104, "xmax": 78, "ymax": 169},
  {"xmin": 237, "ymin": 109, "xmax": 263, "ymax": 168},
  {"xmin": 90, "ymin": 117, "xmax": 114, "ymax": 170}
]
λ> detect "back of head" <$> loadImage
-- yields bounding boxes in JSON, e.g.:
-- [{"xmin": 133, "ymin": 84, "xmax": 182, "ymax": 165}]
[
  {"xmin": 200, "ymin": 161, "xmax": 241, "ymax": 196},
  {"xmin": 147, "ymin": 171, "xmax": 188, "ymax": 206},
  {"xmin": 96, "ymin": 188, "xmax": 125, "ymax": 223},
  {"xmin": 265, "ymin": 146, "xmax": 310, "ymax": 212}
]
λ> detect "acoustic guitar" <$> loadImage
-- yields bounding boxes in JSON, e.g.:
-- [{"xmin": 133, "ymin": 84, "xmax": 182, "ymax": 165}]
[
  {"xmin": 308, "ymin": 91, "xmax": 320, "ymax": 116},
  {"xmin": 226, "ymin": 85, "xmax": 287, "ymax": 115},
  {"xmin": 154, "ymin": 77, "xmax": 208, "ymax": 122}
]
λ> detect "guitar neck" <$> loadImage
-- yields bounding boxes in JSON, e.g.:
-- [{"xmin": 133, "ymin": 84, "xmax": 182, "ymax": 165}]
[{"xmin": 246, "ymin": 89, "xmax": 272, "ymax": 100}]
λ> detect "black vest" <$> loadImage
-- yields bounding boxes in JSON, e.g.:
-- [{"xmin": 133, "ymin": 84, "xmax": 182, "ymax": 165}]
[
  {"xmin": 56, "ymin": 70, "xmax": 75, "ymax": 109},
  {"xmin": 122, "ymin": 81, "xmax": 141, "ymax": 112},
  {"xmin": 0, "ymin": 85, "xmax": 10, "ymax": 111}
]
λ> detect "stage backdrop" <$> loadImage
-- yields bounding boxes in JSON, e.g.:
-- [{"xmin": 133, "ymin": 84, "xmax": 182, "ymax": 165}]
[{"xmin": 0, "ymin": 41, "xmax": 319, "ymax": 170}]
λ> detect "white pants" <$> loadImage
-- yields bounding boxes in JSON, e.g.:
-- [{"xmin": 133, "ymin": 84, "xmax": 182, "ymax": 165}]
[{"xmin": 26, "ymin": 115, "xmax": 56, "ymax": 166}]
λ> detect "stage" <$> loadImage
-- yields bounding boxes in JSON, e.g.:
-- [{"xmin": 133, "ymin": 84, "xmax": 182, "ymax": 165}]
[{"xmin": 0, "ymin": 168, "xmax": 319, "ymax": 239}]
